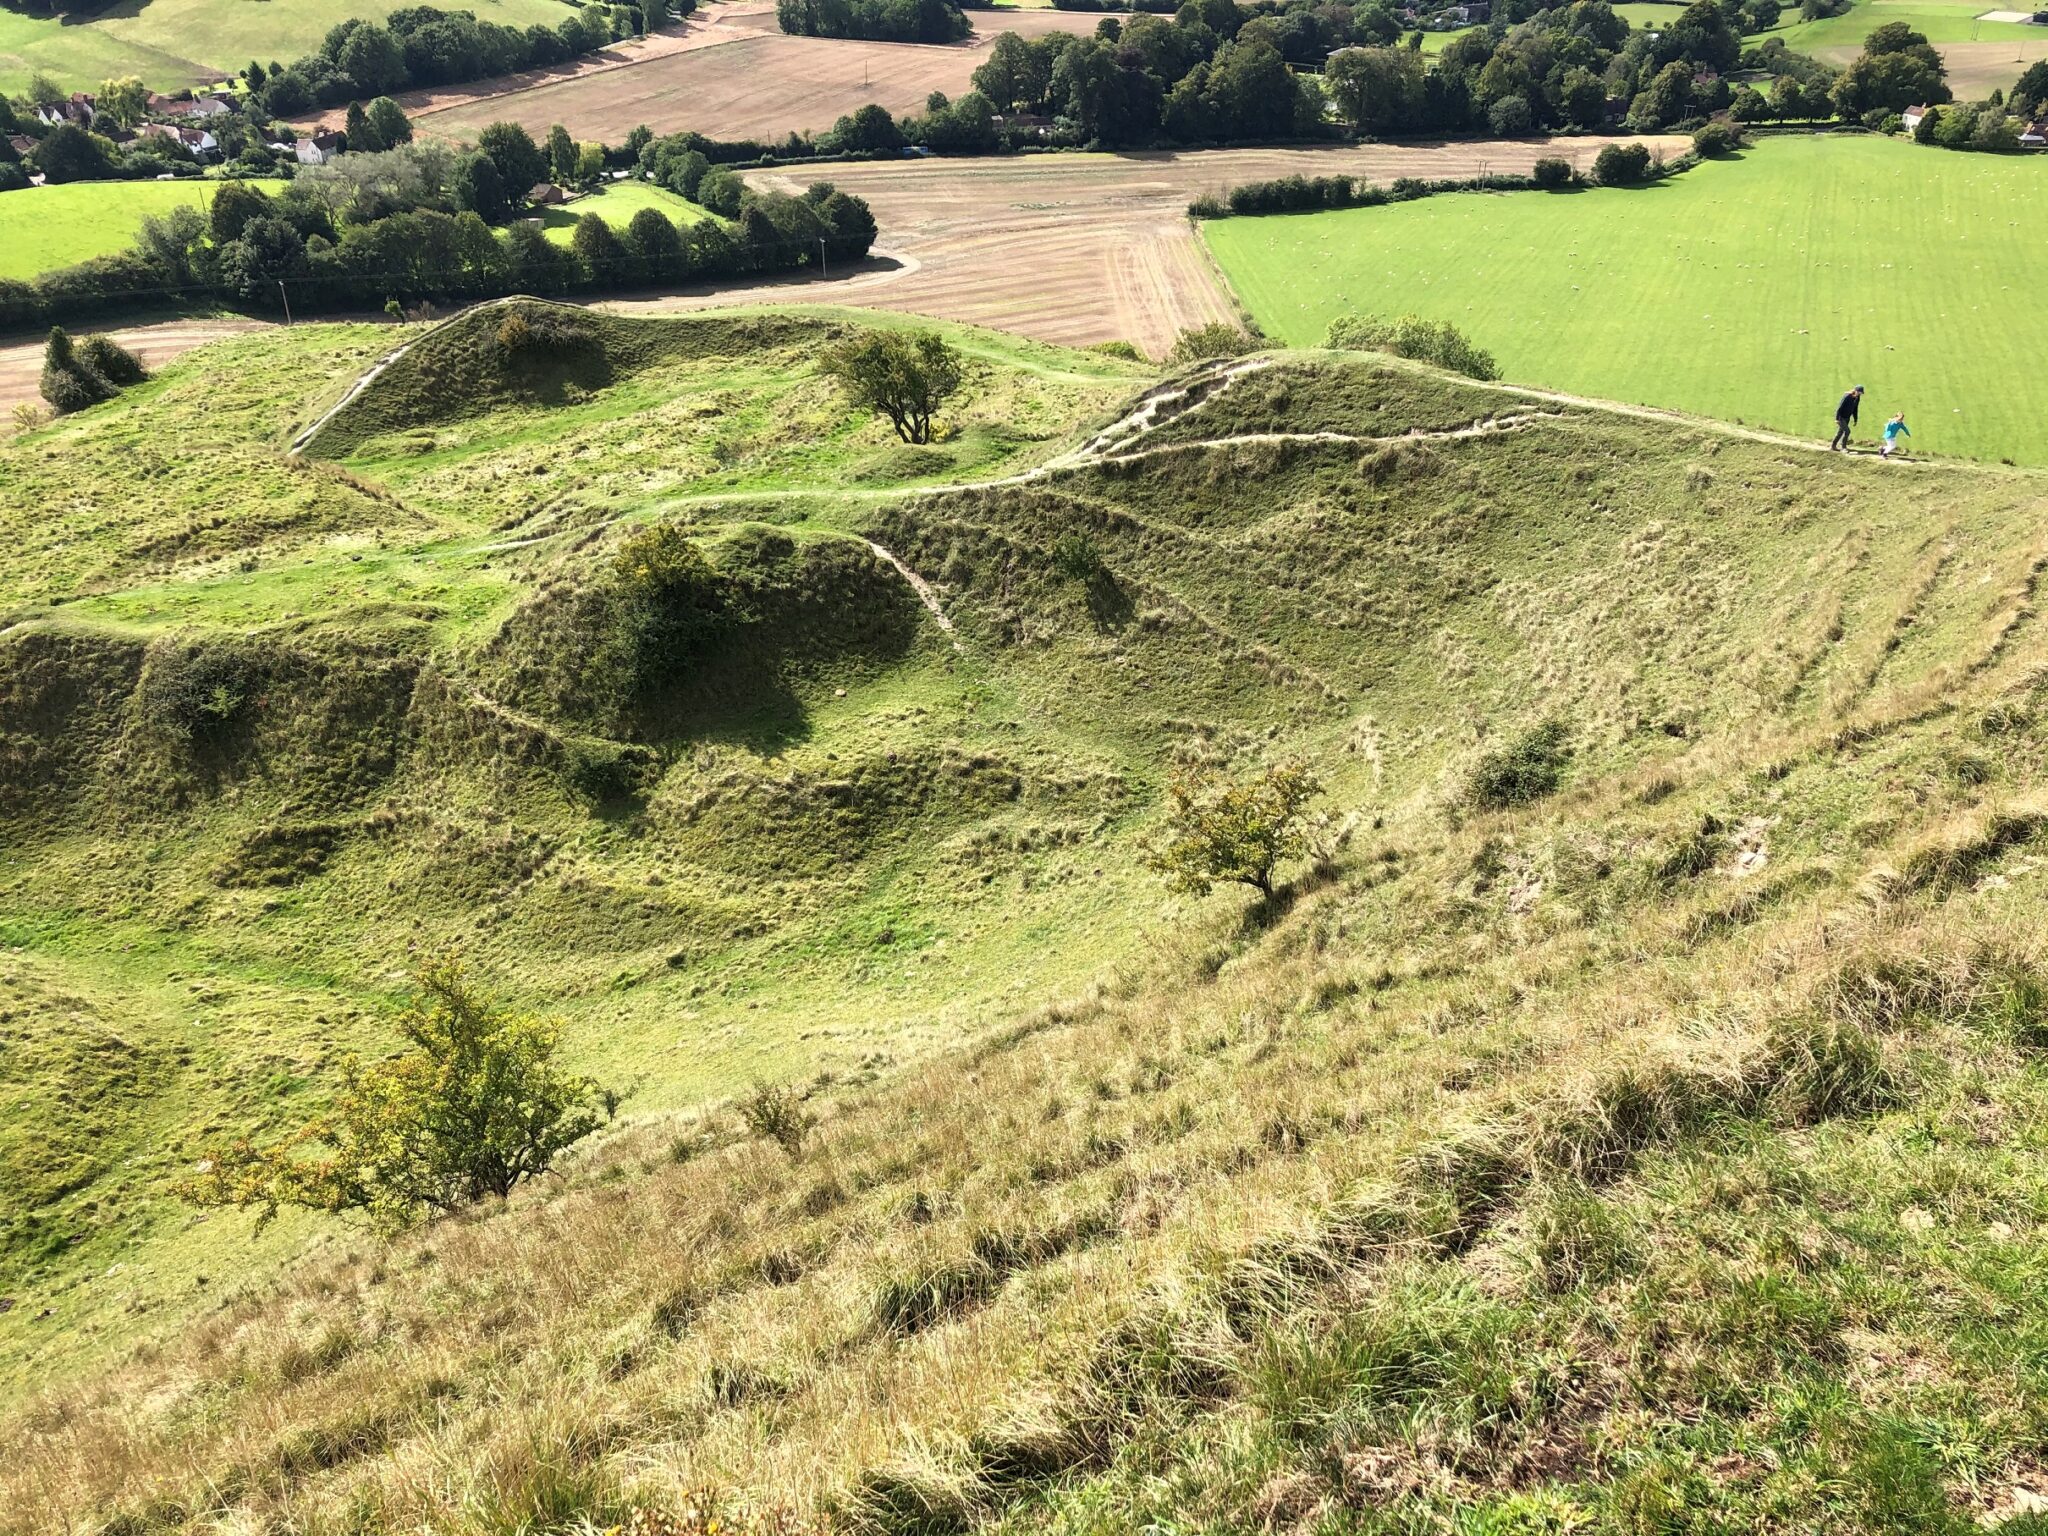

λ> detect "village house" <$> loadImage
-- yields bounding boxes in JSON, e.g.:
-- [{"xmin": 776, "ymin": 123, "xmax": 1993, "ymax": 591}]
[
  {"xmin": 2021, "ymin": 119, "xmax": 2048, "ymax": 146},
  {"xmin": 35, "ymin": 94, "xmax": 96, "ymax": 128},
  {"xmin": 146, "ymin": 91, "xmax": 233, "ymax": 121},
  {"xmin": 139, "ymin": 121, "xmax": 219, "ymax": 158},
  {"xmin": 295, "ymin": 130, "xmax": 344, "ymax": 166},
  {"xmin": 1901, "ymin": 104, "xmax": 1932, "ymax": 132}
]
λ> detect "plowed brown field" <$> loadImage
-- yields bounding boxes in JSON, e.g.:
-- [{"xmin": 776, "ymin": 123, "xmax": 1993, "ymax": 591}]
[{"xmin": 411, "ymin": 1, "xmax": 1100, "ymax": 144}]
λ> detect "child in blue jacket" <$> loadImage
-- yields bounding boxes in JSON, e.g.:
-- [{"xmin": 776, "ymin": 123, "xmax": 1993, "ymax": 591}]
[{"xmin": 1881, "ymin": 413, "xmax": 1910, "ymax": 459}]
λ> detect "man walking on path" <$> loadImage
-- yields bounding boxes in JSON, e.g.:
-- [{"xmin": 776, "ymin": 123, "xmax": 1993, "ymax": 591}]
[{"xmin": 1831, "ymin": 385, "xmax": 1863, "ymax": 451}]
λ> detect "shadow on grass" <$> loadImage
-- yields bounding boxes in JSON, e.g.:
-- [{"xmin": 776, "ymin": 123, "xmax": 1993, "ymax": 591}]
[{"xmin": 1235, "ymin": 857, "xmax": 1347, "ymax": 936}]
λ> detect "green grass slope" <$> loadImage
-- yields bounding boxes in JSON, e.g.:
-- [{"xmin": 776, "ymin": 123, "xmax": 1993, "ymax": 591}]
[
  {"xmin": 1207, "ymin": 136, "xmax": 2048, "ymax": 467},
  {"xmin": 0, "ymin": 0, "xmax": 576, "ymax": 94},
  {"xmin": 7, "ymin": 319, "xmax": 2048, "ymax": 1535},
  {"xmin": 0, "ymin": 178, "xmax": 285, "ymax": 282},
  {"xmin": 0, "ymin": 302, "xmax": 1150, "ymax": 1393}
]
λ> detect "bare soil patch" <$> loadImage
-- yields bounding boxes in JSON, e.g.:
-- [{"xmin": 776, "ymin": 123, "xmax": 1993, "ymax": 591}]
[
  {"xmin": 1939, "ymin": 36, "xmax": 2048, "ymax": 94},
  {"xmin": 410, "ymin": 1, "xmax": 1101, "ymax": 144}
]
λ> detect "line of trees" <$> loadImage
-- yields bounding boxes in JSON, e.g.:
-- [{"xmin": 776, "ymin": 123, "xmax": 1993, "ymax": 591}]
[
  {"xmin": 0, "ymin": 124, "xmax": 877, "ymax": 331},
  {"xmin": 775, "ymin": 0, "xmax": 970, "ymax": 43},
  {"xmin": 957, "ymin": 0, "xmax": 1763, "ymax": 149},
  {"xmin": 251, "ymin": 3, "xmax": 678, "ymax": 119}
]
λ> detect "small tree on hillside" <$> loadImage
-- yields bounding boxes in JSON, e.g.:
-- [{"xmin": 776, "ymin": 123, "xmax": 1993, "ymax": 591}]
[
  {"xmin": 39, "ymin": 327, "xmax": 115, "ymax": 414},
  {"xmin": 1325, "ymin": 313, "xmax": 1499, "ymax": 381},
  {"xmin": 76, "ymin": 333, "xmax": 147, "ymax": 386},
  {"xmin": 181, "ymin": 956, "xmax": 619, "ymax": 1228},
  {"xmin": 1166, "ymin": 322, "xmax": 1256, "ymax": 366},
  {"xmin": 1149, "ymin": 760, "xmax": 1324, "ymax": 900},
  {"xmin": 821, "ymin": 329, "xmax": 963, "ymax": 445}
]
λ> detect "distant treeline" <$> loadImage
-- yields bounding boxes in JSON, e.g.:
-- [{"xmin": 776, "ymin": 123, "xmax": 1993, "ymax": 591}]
[
  {"xmin": 251, "ymin": 3, "xmax": 679, "ymax": 117},
  {"xmin": 0, "ymin": 130, "xmax": 875, "ymax": 331},
  {"xmin": 773, "ymin": 0, "xmax": 969, "ymax": 45},
  {"xmin": 954, "ymin": 0, "xmax": 1760, "ymax": 151}
]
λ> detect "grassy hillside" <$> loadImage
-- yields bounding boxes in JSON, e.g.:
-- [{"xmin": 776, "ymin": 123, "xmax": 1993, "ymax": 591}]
[
  {"xmin": 7, "ymin": 308, "xmax": 2048, "ymax": 1534},
  {"xmin": 1206, "ymin": 136, "xmax": 2048, "ymax": 468},
  {"xmin": 0, "ymin": 0, "xmax": 575, "ymax": 94},
  {"xmin": 0, "ymin": 303, "xmax": 1150, "ymax": 1394},
  {"xmin": 0, "ymin": 178, "xmax": 286, "ymax": 282}
]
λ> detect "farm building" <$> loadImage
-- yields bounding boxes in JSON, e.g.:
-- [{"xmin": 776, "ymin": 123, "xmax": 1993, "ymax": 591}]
[
  {"xmin": 2023, "ymin": 119, "xmax": 2047, "ymax": 146},
  {"xmin": 1902, "ymin": 104, "xmax": 1932, "ymax": 131},
  {"xmin": 529, "ymin": 182, "xmax": 570, "ymax": 205}
]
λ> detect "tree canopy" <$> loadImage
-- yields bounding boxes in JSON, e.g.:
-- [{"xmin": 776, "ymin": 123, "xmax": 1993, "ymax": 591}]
[
  {"xmin": 821, "ymin": 328, "xmax": 964, "ymax": 445},
  {"xmin": 182, "ymin": 957, "xmax": 619, "ymax": 1228}
]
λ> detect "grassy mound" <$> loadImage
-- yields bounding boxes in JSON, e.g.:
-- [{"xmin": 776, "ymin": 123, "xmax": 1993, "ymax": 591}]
[
  {"xmin": 300, "ymin": 302, "xmax": 843, "ymax": 456},
  {"xmin": 9, "ymin": 320, "xmax": 2048, "ymax": 1534}
]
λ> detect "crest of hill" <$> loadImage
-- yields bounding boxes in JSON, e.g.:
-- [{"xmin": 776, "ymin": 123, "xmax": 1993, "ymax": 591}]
[
  {"xmin": 298, "ymin": 301, "xmax": 847, "ymax": 457},
  {"xmin": 9, "ymin": 331, "xmax": 2048, "ymax": 1534}
]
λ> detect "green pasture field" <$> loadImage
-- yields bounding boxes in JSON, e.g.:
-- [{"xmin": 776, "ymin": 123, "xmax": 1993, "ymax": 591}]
[
  {"xmin": 0, "ymin": 0, "xmax": 574, "ymax": 95},
  {"xmin": 1762, "ymin": 0, "xmax": 2048, "ymax": 94},
  {"xmin": 1612, "ymin": 0, "xmax": 1691, "ymax": 26},
  {"xmin": 540, "ymin": 179, "xmax": 718, "ymax": 244},
  {"xmin": 1206, "ymin": 135, "xmax": 2048, "ymax": 465},
  {"xmin": 0, "ymin": 178, "xmax": 285, "ymax": 282},
  {"xmin": 1768, "ymin": 0, "xmax": 2039, "ymax": 54}
]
